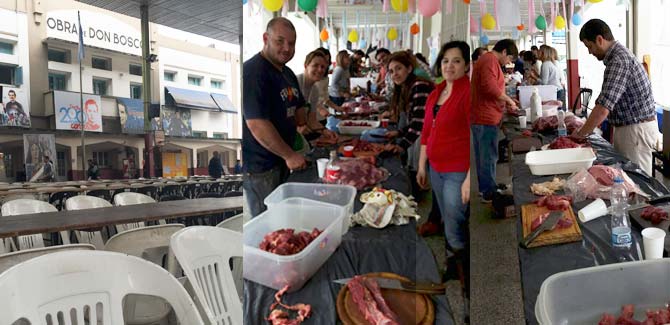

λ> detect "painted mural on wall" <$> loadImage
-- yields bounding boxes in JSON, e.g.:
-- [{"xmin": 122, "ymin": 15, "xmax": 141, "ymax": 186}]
[
  {"xmin": 162, "ymin": 107, "xmax": 192, "ymax": 137},
  {"xmin": 0, "ymin": 86, "xmax": 30, "ymax": 127},
  {"xmin": 117, "ymin": 98, "xmax": 145, "ymax": 134},
  {"xmin": 23, "ymin": 134, "xmax": 56, "ymax": 180}
]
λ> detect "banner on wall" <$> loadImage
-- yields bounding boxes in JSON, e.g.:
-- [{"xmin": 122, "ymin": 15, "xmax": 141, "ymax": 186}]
[
  {"xmin": 162, "ymin": 107, "xmax": 192, "ymax": 137},
  {"xmin": 0, "ymin": 86, "xmax": 31, "ymax": 128},
  {"xmin": 23, "ymin": 134, "xmax": 57, "ymax": 180},
  {"xmin": 117, "ymin": 98, "xmax": 145, "ymax": 134},
  {"xmin": 54, "ymin": 90, "xmax": 102, "ymax": 132}
]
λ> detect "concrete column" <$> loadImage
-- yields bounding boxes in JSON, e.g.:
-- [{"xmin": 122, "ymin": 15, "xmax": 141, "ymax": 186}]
[
  {"xmin": 192, "ymin": 148, "xmax": 198, "ymax": 176},
  {"xmin": 566, "ymin": 18, "xmax": 582, "ymax": 113}
]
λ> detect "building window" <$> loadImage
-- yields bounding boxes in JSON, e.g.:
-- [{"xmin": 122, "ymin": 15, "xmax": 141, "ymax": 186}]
[
  {"xmin": 47, "ymin": 48, "xmax": 68, "ymax": 63},
  {"xmin": 164, "ymin": 71, "xmax": 176, "ymax": 81},
  {"xmin": 192, "ymin": 131, "xmax": 206, "ymax": 138},
  {"xmin": 0, "ymin": 65, "xmax": 16, "ymax": 85},
  {"xmin": 92, "ymin": 151, "xmax": 110, "ymax": 167},
  {"xmin": 188, "ymin": 75, "xmax": 202, "ymax": 86},
  {"xmin": 211, "ymin": 80, "xmax": 222, "ymax": 89},
  {"xmin": 130, "ymin": 84, "xmax": 142, "ymax": 99},
  {"xmin": 129, "ymin": 64, "xmax": 142, "ymax": 76},
  {"xmin": 197, "ymin": 151, "xmax": 207, "ymax": 168},
  {"xmin": 92, "ymin": 78, "xmax": 109, "ymax": 96},
  {"xmin": 48, "ymin": 73, "xmax": 67, "ymax": 90},
  {"xmin": 3, "ymin": 153, "xmax": 13, "ymax": 178},
  {"xmin": 0, "ymin": 42, "xmax": 13, "ymax": 55},
  {"xmin": 213, "ymin": 132, "xmax": 228, "ymax": 139},
  {"xmin": 56, "ymin": 151, "xmax": 66, "ymax": 177},
  {"xmin": 91, "ymin": 57, "xmax": 112, "ymax": 71}
]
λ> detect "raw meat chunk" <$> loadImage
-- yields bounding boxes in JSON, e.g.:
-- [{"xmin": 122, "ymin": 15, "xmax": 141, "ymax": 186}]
[
  {"xmin": 640, "ymin": 206, "xmax": 669, "ymax": 225},
  {"xmin": 267, "ymin": 285, "xmax": 312, "ymax": 325},
  {"xmin": 259, "ymin": 228, "xmax": 323, "ymax": 256},
  {"xmin": 347, "ymin": 276, "xmax": 400, "ymax": 325},
  {"xmin": 534, "ymin": 195, "xmax": 573, "ymax": 211}
]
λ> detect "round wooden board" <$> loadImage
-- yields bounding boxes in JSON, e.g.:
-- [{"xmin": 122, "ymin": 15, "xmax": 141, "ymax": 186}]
[{"xmin": 336, "ymin": 272, "xmax": 435, "ymax": 325}]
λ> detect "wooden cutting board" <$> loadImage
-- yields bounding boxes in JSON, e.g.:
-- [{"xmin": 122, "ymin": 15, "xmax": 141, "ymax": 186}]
[
  {"xmin": 521, "ymin": 204, "xmax": 583, "ymax": 248},
  {"xmin": 336, "ymin": 272, "xmax": 435, "ymax": 325}
]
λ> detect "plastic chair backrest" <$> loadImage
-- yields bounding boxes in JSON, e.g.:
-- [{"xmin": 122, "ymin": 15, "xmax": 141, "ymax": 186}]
[
  {"xmin": 170, "ymin": 226, "xmax": 242, "ymax": 325},
  {"xmin": 114, "ymin": 192, "xmax": 155, "ymax": 205},
  {"xmin": 0, "ymin": 244, "xmax": 95, "ymax": 275},
  {"xmin": 65, "ymin": 196, "xmax": 112, "ymax": 249},
  {"xmin": 0, "ymin": 250, "xmax": 204, "ymax": 324},
  {"xmin": 216, "ymin": 214, "xmax": 243, "ymax": 233},
  {"xmin": 104, "ymin": 224, "xmax": 184, "ymax": 275},
  {"xmin": 1, "ymin": 199, "xmax": 58, "ymax": 250}
]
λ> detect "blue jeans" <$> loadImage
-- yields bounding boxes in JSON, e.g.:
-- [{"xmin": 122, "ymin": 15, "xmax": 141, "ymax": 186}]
[
  {"xmin": 327, "ymin": 96, "xmax": 345, "ymax": 132},
  {"xmin": 243, "ymin": 165, "xmax": 289, "ymax": 218},
  {"xmin": 557, "ymin": 88, "xmax": 566, "ymax": 110},
  {"xmin": 360, "ymin": 128, "xmax": 388, "ymax": 143},
  {"xmin": 430, "ymin": 168, "xmax": 468, "ymax": 251},
  {"xmin": 471, "ymin": 124, "xmax": 498, "ymax": 198}
]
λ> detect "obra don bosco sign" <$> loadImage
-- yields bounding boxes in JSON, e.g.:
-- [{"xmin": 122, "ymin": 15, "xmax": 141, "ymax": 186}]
[{"xmin": 46, "ymin": 10, "xmax": 142, "ymax": 56}]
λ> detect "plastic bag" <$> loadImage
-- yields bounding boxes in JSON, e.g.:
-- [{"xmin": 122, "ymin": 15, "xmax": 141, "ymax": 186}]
[{"xmin": 564, "ymin": 168, "xmax": 599, "ymax": 202}]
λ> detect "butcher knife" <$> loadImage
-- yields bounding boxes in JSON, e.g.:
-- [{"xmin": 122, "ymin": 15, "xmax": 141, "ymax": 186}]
[
  {"xmin": 520, "ymin": 210, "xmax": 564, "ymax": 249},
  {"xmin": 333, "ymin": 277, "xmax": 446, "ymax": 295},
  {"xmin": 625, "ymin": 194, "xmax": 670, "ymax": 213}
]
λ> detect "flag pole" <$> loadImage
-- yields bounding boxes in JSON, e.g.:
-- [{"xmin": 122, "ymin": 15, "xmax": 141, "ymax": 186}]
[{"xmin": 78, "ymin": 11, "xmax": 86, "ymax": 180}]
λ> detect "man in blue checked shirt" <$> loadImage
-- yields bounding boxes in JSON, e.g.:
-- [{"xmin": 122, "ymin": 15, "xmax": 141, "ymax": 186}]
[{"xmin": 572, "ymin": 19, "xmax": 657, "ymax": 176}]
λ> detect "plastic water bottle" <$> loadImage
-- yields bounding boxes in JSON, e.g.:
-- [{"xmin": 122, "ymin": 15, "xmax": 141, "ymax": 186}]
[
  {"xmin": 557, "ymin": 110, "xmax": 567, "ymax": 136},
  {"xmin": 610, "ymin": 176, "xmax": 632, "ymax": 259},
  {"xmin": 530, "ymin": 87, "xmax": 542, "ymax": 122}
]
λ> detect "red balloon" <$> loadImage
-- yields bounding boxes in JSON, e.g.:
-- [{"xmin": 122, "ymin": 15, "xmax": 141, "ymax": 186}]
[{"xmin": 517, "ymin": 24, "xmax": 525, "ymax": 31}]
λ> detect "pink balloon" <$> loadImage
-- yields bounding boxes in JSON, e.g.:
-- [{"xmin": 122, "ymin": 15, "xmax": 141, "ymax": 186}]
[{"xmin": 418, "ymin": 0, "xmax": 440, "ymax": 17}]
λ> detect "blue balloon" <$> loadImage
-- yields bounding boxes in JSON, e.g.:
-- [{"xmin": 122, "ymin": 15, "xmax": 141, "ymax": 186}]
[
  {"xmin": 572, "ymin": 13, "xmax": 582, "ymax": 25},
  {"xmin": 512, "ymin": 30, "xmax": 520, "ymax": 39},
  {"xmin": 359, "ymin": 39, "xmax": 367, "ymax": 49},
  {"xmin": 480, "ymin": 35, "xmax": 489, "ymax": 45},
  {"xmin": 242, "ymin": 0, "xmax": 247, "ymax": 4}
]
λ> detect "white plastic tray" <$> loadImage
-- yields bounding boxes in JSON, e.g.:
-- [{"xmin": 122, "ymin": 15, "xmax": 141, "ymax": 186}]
[
  {"xmin": 525, "ymin": 147, "xmax": 596, "ymax": 175},
  {"xmin": 536, "ymin": 259, "xmax": 670, "ymax": 324},
  {"xmin": 338, "ymin": 120, "xmax": 380, "ymax": 135},
  {"xmin": 243, "ymin": 198, "xmax": 344, "ymax": 292}
]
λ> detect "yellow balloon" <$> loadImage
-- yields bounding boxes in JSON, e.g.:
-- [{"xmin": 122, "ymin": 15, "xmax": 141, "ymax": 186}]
[
  {"xmin": 348, "ymin": 30, "xmax": 359, "ymax": 43},
  {"xmin": 262, "ymin": 0, "xmax": 283, "ymax": 12},
  {"xmin": 554, "ymin": 15, "xmax": 566, "ymax": 29},
  {"xmin": 387, "ymin": 28, "xmax": 398, "ymax": 41},
  {"xmin": 391, "ymin": 0, "xmax": 408, "ymax": 13},
  {"xmin": 587, "ymin": 0, "xmax": 603, "ymax": 2},
  {"xmin": 482, "ymin": 13, "xmax": 496, "ymax": 30}
]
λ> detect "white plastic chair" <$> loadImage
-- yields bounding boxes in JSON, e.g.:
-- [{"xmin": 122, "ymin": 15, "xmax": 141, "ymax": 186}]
[
  {"xmin": 0, "ymin": 250, "xmax": 204, "ymax": 324},
  {"xmin": 112, "ymin": 192, "xmax": 156, "ymax": 232},
  {"xmin": 104, "ymin": 224, "xmax": 185, "ymax": 325},
  {"xmin": 0, "ymin": 244, "xmax": 95, "ymax": 275},
  {"xmin": 1, "ymin": 199, "xmax": 64, "ymax": 251},
  {"xmin": 170, "ymin": 226, "xmax": 242, "ymax": 325},
  {"xmin": 65, "ymin": 196, "xmax": 112, "ymax": 249},
  {"xmin": 216, "ymin": 214, "xmax": 244, "ymax": 233}
]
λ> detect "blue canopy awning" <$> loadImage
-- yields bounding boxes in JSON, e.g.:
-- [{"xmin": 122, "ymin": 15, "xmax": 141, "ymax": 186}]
[
  {"xmin": 211, "ymin": 93, "xmax": 238, "ymax": 113},
  {"xmin": 165, "ymin": 86, "xmax": 220, "ymax": 111}
]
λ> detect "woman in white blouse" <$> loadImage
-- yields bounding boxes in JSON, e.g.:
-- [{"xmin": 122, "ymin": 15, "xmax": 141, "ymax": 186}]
[{"xmin": 539, "ymin": 45, "xmax": 566, "ymax": 109}]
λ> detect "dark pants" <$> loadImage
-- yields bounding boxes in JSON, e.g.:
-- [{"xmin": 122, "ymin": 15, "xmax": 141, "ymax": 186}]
[{"xmin": 243, "ymin": 165, "xmax": 289, "ymax": 218}]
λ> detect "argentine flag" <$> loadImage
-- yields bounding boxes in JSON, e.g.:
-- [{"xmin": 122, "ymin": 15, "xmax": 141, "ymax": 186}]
[{"xmin": 77, "ymin": 11, "xmax": 85, "ymax": 62}]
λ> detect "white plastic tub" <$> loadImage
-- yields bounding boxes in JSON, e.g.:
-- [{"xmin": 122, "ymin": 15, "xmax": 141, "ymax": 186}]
[
  {"xmin": 243, "ymin": 198, "xmax": 344, "ymax": 292},
  {"xmin": 264, "ymin": 183, "xmax": 357, "ymax": 234},
  {"xmin": 525, "ymin": 147, "xmax": 596, "ymax": 175},
  {"xmin": 338, "ymin": 120, "xmax": 380, "ymax": 135},
  {"xmin": 536, "ymin": 259, "xmax": 670, "ymax": 324}
]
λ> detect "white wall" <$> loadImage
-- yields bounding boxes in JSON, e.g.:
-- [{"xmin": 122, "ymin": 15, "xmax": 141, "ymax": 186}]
[{"xmin": 0, "ymin": 8, "xmax": 30, "ymax": 113}]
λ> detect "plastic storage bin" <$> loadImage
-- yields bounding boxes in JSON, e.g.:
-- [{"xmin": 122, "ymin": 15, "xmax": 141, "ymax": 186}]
[
  {"xmin": 264, "ymin": 183, "xmax": 357, "ymax": 234},
  {"xmin": 338, "ymin": 120, "xmax": 380, "ymax": 135},
  {"xmin": 525, "ymin": 147, "xmax": 596, "ymax": 176},
  {"xmin": 535, "ymin": 259, "xmax": 670, "ymax": 324},
  {"xmin": 243, "ymin": 198, "xmax": 344, "ymax": 292}
]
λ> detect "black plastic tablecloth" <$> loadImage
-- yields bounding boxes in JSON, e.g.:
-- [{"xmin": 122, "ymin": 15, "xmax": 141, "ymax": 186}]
[
  {"xmin": 511, "ymin": 133, "xmax": 670, "ymax": 324},
  {"xmin": 243, "ymin": 151, "xmax": 455, "ymax": 325}
]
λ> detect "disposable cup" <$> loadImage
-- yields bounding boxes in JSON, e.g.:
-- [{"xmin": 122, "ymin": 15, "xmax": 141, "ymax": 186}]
[
  {"xmin": 578, "ymin": 198, "xmax": 608, "ymax": 223},
  {"xmin": 343, "ymin": 145, "xmax": 354, "ymax": 157},
  {"xmin": 642, "ymin": 227, "xmax": 666, "ymax": 260},
  {"xmin": 316, "ymin": 158, "xmax": 329, "ymax": 178},
  {"xmin": 381, "ymin": 119, "xmax": 390, "ymax": 128},
  {"xmin": 519, "ymin": 116, "xmax": 527, "ymax": 129}
]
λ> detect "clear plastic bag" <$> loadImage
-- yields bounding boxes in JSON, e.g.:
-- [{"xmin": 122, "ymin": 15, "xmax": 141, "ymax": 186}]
[{"xmin": 564, "ymin": 168, "xmax": 599, "ymax": 202}]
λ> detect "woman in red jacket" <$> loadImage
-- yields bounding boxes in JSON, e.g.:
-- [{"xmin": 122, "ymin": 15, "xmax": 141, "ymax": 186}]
[{"xmin": 416, "ymin": 41, "xmax": 471, "ymax": 297}]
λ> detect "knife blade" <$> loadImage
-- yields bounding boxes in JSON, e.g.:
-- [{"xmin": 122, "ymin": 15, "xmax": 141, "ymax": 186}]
[
  {"xmin": 333, "ymin": 277, "xmax": 446, "ymax": 295},
  {"xmin": 626, "ymin": 194, "xmax": 670, "ymax": 212},
  {"xmin": 521, "ymin": 210, "xmax": 564, "ymax": 248}
]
